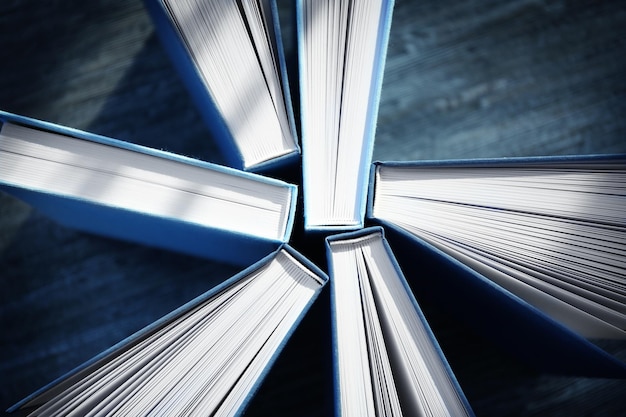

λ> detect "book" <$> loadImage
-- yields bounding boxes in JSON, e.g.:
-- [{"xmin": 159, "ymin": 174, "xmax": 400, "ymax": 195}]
[
  {"xmin": 7, "ymin": 245, "xmax": 328, "ymax": 417},
  {"xmin": 144, "ymin": 0, "xmax": 299, "ymax": 172},
  {"xmin": 326, "ymin": 227, "xmax": 474, "ymax": 417},
  {"xmin": 369, "ymin": 155, "xmax": 626, "ymax": 376},
  {"xmin": 297, "ymin": 0, "xmax": 395, "ymax": 230},
  {"xmin": 0, "ymin": 111, "xmax": 297, "ymax": 266}
]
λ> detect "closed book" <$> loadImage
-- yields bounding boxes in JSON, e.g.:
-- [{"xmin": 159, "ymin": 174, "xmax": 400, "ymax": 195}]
[
  {"xmin": 8, "ymin": 245, "xmax": 328, "ymax": 417},
  {"xmin": 0, "ymin": 111, "xmax": 297, "ymax": 266},
  {"xmin": 368, "ymin": 155, "xmax": 626, "ymax": 377},
  {"xmin": 298, "ymin": 0, "xmax": 395, "ymax": 230},
  {"xmin": 326, "ymin": 227, "xmax": 474, "ymax": 416},
  {"xmin": 144, "ymin": 0, "xmax": 299, "ymax": 172}
]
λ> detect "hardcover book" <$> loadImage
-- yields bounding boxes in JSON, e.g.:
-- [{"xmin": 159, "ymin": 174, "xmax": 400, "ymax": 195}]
[
  {"xmin": 0, "ymin": 111, "xmax": 297, "ymax": 266},
  {"xmin": 369, "ymin": 155, "xmax": 626, "ymax": 377},
  {"xmin": 326, "ymin": 227, "xmax": 474, "ymax": 417},
  {"xmin": 8, "ymin": 245, "xmax": 328, "ymax": 417},
  {"xmin": 144, "ymin": 0, "xmax": 299, "ymax": 172},
  {"xmin": 298, "ymin": 0, "xmax": 395, "ymax": 230}
]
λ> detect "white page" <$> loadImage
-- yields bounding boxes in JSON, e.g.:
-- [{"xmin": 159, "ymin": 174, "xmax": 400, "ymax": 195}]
[
  {"xmin": 163, "ymin": 0, "xmax": 297, "ymax": 168},
  {"xmin": 0, "ymin": 123, "xmax": 292, "ymax": 240}
]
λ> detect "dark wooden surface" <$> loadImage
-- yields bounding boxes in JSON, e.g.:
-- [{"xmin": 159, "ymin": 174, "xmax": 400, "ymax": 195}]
[{"xmin": 1, "ymin": 0, "xmax": 626, "ymax": 415}]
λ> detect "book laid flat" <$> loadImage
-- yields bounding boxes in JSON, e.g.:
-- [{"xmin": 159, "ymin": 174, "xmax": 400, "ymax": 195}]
[
  {"xmin": 369, "ymin": 155, "xmax": 626, "ymax": 376},
  {"xmin": 298, "ymin": 0, "xmax": 394, "ymax": 230},
  {"xmin": 8, "ymin": 245, "xmax": 328, "ymax": 417},
  {"xmin": 0, "ymin": 111, "xmax": 297, "ymax": 266},
  {"xmin": 326, "ymin": 227, "xmax": 474, "ymax": 417},
  {"xmin": 144, "ymin": 0, "xmax": 299, "ymax": 172}
]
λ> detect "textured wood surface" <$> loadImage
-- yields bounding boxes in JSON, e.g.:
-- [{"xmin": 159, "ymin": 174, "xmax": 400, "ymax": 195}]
[{"xmin": 1, "ymin": 0, "xmax": 626, "ymax": 415}]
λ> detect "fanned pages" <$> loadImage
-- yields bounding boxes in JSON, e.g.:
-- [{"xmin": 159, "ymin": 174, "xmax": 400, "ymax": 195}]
[
  {"xmin": 0, "ymin": 112, "xmax": 297, "ymax": 266},
  {"xmin": 146, "ymin": 0, "xmax": 298, "ymax": 171},
  {"xmin": 326, "ymin": 228, "xmax": 474, "ymax": 417},
  {"xmin": 371, "ymin": 157, "xmax": 626, "ymax": 340},
  {"xmin": 298, "ymin": 0, "xmax": 394, "ymax": 230},
  {"xmin": 8, "ymin": 246, "xmax": 327, "ymax": 417}
]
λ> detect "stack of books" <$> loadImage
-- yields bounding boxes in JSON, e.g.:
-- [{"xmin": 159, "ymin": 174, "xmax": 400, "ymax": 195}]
[{"xmin": 2, "ymin": 0, "xmax": 625, "ymax": 416}]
